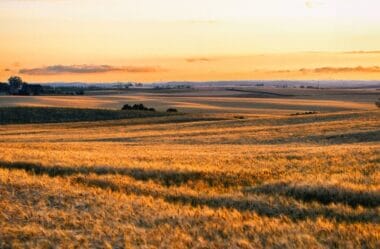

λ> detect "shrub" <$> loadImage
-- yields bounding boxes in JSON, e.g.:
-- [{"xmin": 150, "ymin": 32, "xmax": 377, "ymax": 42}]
[
  {"xmin": 375, "ymin": 99, "xmax": 380, "ymax": 108},
  {"xmin": 234, "ymin": 116, "xmax": 245, "ymax": 120},
  {"xmin": 122, "ymin": 104, "xmax": 133, "ymax": 110},
  {"xmin": 132, "ymin": 104, "xmax": 147, "ymax": 111},
  {"xmin": 122, "ymin": 103, "xmax": 156, "ymax": 112},
  {"xmin": 291, "ymin": 111, "xmax": 318, "ymax": 116},
  {"xmin": 166, "ymin": 108, "xmax": 178, "ymax": 113}
]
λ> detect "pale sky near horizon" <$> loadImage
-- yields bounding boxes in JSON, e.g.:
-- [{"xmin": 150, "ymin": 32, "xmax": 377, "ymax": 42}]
[{"xmin": 1, "ymin": 0, "xmax": 380, "ymax": 82}]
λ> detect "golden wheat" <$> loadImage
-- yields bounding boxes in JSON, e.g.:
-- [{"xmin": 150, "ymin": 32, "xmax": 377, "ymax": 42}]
[{"xmin": 0, "ymin": 110, "xmax": 379, "ymax": 248}]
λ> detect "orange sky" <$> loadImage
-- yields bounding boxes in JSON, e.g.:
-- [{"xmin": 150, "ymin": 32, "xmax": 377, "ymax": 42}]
[{"xmin": 1, "ymin": 0, "xmax": 380, "ymax": 82}]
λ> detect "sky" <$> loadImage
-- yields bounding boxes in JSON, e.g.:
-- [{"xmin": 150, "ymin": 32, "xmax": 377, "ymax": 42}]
[{"xmin": 0, "ymin": 0, "xmax": 380, "ymax": 82}]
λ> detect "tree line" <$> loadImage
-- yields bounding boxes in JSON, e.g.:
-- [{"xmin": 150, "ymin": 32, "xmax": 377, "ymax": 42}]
[{"xmin": 0, "ymin": 76, "xmax": 43, "ymax": 95}]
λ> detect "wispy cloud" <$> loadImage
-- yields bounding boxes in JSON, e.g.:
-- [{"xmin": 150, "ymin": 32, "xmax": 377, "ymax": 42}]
[
  {"xmin": 298, "ymin": 66, "xmax": 380, "ymax": 73},
  {"xmin": 4, "ymin": 68, "xmax": 11, "ymax": 72},
  {"xmin": 19, "ymin": 64, "xmax": 161, "ymax": 75},
  {"xmin": 186, "ymin": 57, "xmax": 215, "ymax": 63},
  {"xmin": 265, "ymin": 66, "xmax": 380, "ymax": 74}
]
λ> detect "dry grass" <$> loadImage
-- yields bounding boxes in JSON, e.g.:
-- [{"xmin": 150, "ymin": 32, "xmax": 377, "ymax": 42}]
[{"xmin": 0, "ymin": 108, "xmax": 379, "ymax": 248}]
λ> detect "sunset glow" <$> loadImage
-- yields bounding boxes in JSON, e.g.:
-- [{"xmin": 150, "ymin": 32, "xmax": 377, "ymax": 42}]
[{"xmin": 1, "ymin": 0, "xmax": 380, "ymax": 82}]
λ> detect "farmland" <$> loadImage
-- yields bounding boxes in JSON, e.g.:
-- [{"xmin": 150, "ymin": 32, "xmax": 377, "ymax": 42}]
[
  {"xmin": 0, "ymin": 88, "xmax": 379, "ymax": 248},
  {"xmin": 0, "ymin": 87, "xmax": 378, "ymax": 114}
]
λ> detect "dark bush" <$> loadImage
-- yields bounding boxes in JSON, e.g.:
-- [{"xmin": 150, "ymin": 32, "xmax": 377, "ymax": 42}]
[
  {"xmin": 122, "ymin": 104, "xmax": 133, "ymax": 110},
  {"xmin": 166, "ymin": 108, "xmax": 178, "ymax": 113},
  {"xmin": 375, "ymin": 99, "xmax": 380, "ymax": 108},
  {"xmin": 132, "ymin": 104, "xmax": 145, "ymax": 110},
  {"xmin": 234, "ymin": 116, "xmax": 245, "ymax": 120},
  {"xmin": 122, "ymin": 103, "xmax": 156, "ymax": 112},
  {"xmin": 291, "ymin": 111, "xmax": 318, "ymax": 116}
]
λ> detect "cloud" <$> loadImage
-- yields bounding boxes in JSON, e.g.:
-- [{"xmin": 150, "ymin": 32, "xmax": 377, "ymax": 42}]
[
  {"xmin": 260, "ymin": 66, "xmax": 380, "ymax": 74},
  {"xmin": 121, "ymin": 66, "xmax": 162, "ymax": 73},
  {"xmin": 298, "ymin": 66, "xmax": 380, "ymax": 73},
  {"xmin": 4, "ymin": 68, "xmax": 11, "ymax": 72},
  {"xmin": 19, "ymin": 64, "xmax": 161, "ymax": 75},
  {"xmin": 186, "ymin": 58, "xmax": 215, "ymax": 63}
]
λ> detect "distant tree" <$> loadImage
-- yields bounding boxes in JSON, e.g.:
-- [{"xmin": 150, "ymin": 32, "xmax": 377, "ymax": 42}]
[
  {"xmin": 0, "ymin": 82, "xmax": 10, "ymax": 93},
  {"xmin": 122, "ymin": 103, "xmax": 155, "ymax": 111},
  {"xmin": 76, "ymin": 90, "xmax": 84, "ymax": 95},
  {"xmin": 8, "ymin": 76, "xmax": 23, "ymax": 89},
  {"xmin": 8, "ymin": 76, "xmax": 23, "ymax": 94},
  {"xmin": 122, "ymin": 104, "xmax": 132, "ymax": 110},
  {"xmin": 135, "ymin": 104, "xmax": 142, "ymax": 110},
  {"xmin": 19, "ymin": 83, "xmax": 43, "ymax": 96}
]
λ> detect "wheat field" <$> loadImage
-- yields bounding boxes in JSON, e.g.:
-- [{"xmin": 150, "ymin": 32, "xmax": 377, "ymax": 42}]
[
  {"xmin": 0, "ymin": 88, "xmax": 378, "ymax": 114},
  {"xmin": 0, "ymin": 103, "xmax": 379, "ymax": 248}
]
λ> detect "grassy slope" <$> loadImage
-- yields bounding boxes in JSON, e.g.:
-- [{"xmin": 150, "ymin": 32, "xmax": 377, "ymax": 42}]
[
  {"xmin": 0, "ymin": 110, "xmax": 379, "ymax": 248},
  {"xmin": 0, "ymin": 107, "xmax": 169, "ymax": 124}
]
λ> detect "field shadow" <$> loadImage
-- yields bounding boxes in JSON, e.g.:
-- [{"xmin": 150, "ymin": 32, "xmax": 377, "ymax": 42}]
[
  {"xmin": 0, "ymin": 106, "xmax": 168, "ymax": 125},
  {"xmin": 0, "ymin": 160, "xmax": 263, "ymax": 187},
  {"xmin": 324, "ymin": 130, "xmax": 380, "ymax": 144},
  {"xmin": 259, "ymin": 130, "xmax": 380, "ymax": 145},
  {"xmin": 76, "ymin": 129, "xmax": 380, "ymax": 145},
  {"xmin": 246, "ymin": 182, "xmax": 380, "ymax": 208},
  {"xmin": 1, "ymin": 160, "xmax": 377, "ymax": 223},
  {"xmin": 74, "ymin": 177, "xmax": 379, "ymax": 224}
]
